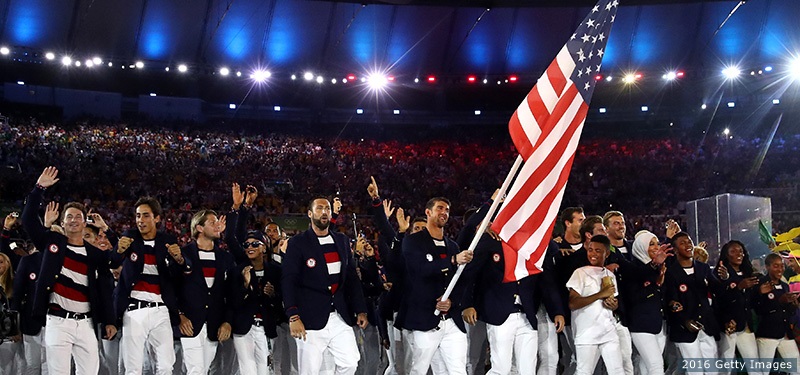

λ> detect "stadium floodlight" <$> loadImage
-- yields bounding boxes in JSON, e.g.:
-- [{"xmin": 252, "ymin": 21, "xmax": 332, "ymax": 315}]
[
  {"xmin": 366, "ymin": 73, "xmax": 389, "ymax": 91},
  {"xmin": 723, "ymin": 128, "xmax": 730, "ymax": 135},
  {"xmin": 0, "ymin": 46, "xmax": 9, "ymax": 55},
  {"xmin": 177, "ymin": 64, "xmax": 188, "ymax": 73},
  {"xmin": 663, "ymin": 71, "xmax": 677, "ymax": 81},
  {"xmin": 45, "ymin": 52, "xmax": 55, "ymax": 60},
  {"xmin": 701, "ymin": 103, "xmax": 707, "ymax": 110},
  {"xmin": 356, "ymin": 108, "xmax": 364, "ymax": 115},
  {"xmin": 291, "ymin": 74, "xmax": 297, "ymax": 80},
  {"xmin": 229, "ymin": 104, "xmax": 236, "ymax": 109},
  {"xmin": 85, "ymin": 60, "xmax": 94, "ymax": 68},
  {"xmin": 599, "ymin": 108, "xmax": 607, "ymax": 113},
  {"xmin": 773, "ymin": 99, "xmax": 780, "ymax": 105},
  {"xmin": 722, "ymin": 65, "xmax": 741, "ymax": 80},
  {"xmin": 316, "ymin": 75, "xmax": 324, "ymax": 84},
  {"xmin": 789, "ymin": 58, "xmax": 800, "ymax": 79},
  {"xmin": 274, "ymin": 106, "xmax": 281, "ymax": 112},
  {"xmin": 641, "ymin": 106, "xmax": 649, "ymax": 112},
  {"xmin": 92, "ymin": 57, "xmax": 102, "ymax": 65},
  {"xmin": 62, "ymin": 56, "xmax": 72, "ymax": 66},
  {"xmin": 219, "ymin": 67, "xmax": 230, "ymax": 76},
  {"xmin": 727, "ymin": 102, "xmax": 735, "ymax": 108},
  {"xmin": 474, "ymin": 110, "xmax": 481, "ymax": 115},
  {"xmin": 764, "ymin": 66, "xmax": 773, "ymax": 72},
  {"xmin": 303, "ymin": 72, "xmax": 314, "ymax": 81},
  {"xmin": 250, "ymin": 69, "xmax": 271, "ymax": 82},
  {"xmin": 393, "ymin": 109, "xmax": 400, "ymax": 115},
  {"xmin": 135, "ymin": 61, "xmax": 144, "ymax": 69}
]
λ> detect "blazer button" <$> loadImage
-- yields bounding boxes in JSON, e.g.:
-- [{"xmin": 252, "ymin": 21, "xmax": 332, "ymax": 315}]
[
  {"xmin": 698, "ymin": 315, "xmax": 702, "ymax": 319},
  {"xmin": 46, "ymin": 287, "xmax": 51, "ymax": 291},
  {"xmin": 54, "ymin": 275, "xmax": 59, "ymax": 279},
  {"xmin": 205, "ymin": 305, "xmax": 208, "ymax": 309},
  {"xmin": 328, "ymin": 286, "xmax": 332, "ymax": 290}
]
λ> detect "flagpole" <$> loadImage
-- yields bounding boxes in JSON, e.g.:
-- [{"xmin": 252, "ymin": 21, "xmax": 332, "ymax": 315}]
[{"xmin": 435, "ymin": 154, "xmax": 524, "ymax": 315}]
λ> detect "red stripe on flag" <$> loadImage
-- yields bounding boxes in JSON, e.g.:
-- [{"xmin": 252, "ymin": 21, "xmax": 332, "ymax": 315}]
[
  {"xmin": 526, "ymin": 87, "xmax": 551, "ymax": 128},
  {"xmin": 132, "ymin": 280, "xmax": 161, "ymax": 295},
  {"xmin": 533, "ymin": 86, "xmax": 580, "ymax": 149},
  {"xmin": 508, "ymin": 113, "xmax": 534, "ymax": 160},
  {"xmin": 546, "ymin": 60, "xmax": 567, "ymax": 96},
  {"xmin": 53, "ymin": 282, "xmax": 89, "ymax": 302},
  {"xmin": 63, "ymin": 256, "xmax": 88, "ymax": 275},
  {"xmin": 493, "ymin": 93, "xmax": 584, "ymax": 229},
  {"xmin": 323, "ymin": 251, "xmax": 340, "ymax": 263}
]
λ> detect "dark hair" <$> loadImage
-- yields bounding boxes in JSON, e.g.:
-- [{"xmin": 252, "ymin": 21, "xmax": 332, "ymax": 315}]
[
  {"xmin": 462, "ymin": 207, "xmax": 478, "ymax": 226},
  {"xmin": 61, "ymin": 202, "xmax": 87, "ymax": 222},
  {"xmin": 412, "ymin": 217, "xmax": 427, "ymax": 224},
  {"xmin": 190, "ymin": 209, "xmax": 217, "ymax": 238},
  {"xmin": 84, "ymin": 225, "xmax": 100, "ymax": 236},
  {"xmin": 425, "ymin": 197, "xmax": 450, "ymax": 211},
  {"xmin": 135, "ymin": 197, "xmax": 163, "ymax": 218},
  {"xmin": 670, "ymin": 231, "xmax": 691, "ymax": 247},
  {"xmin": 764, "ymin": 253, "xmax": 782, "ymax": 267},
  {"xmin": 560, "ymin": 207, "xmax": 584, "ymax": 226},
  {"xmin": 265, "ymin": 222, "xmax": 281, "ymax": 232},
  {"xmin": 602, "ymin": 210, "xmax": 624, "ymax": 227},
  {"xmin": 307, "ymin": 197, "xmax": 330, "ymax": 212},
  {"xmin": 717, "ymin": 240, "xmax": 753, "ymax": 277},
  {"xmin": 580, "ymin": 215, "xmax": 604, "ymax": 243},
  {"xmin": 590, "ymin": 234, "xmax": 611, "ymax": 249}
]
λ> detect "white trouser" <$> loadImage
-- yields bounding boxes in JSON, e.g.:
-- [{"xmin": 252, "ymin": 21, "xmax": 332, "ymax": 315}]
[
  {"xmin": 407, "ymin": 318, "xmax": 468, "ymax": 375},
  {"xmin": 718, "ymin": 330, "xmax": 757, "ymax": 370},
  {"xmin": 674, "ymin": 330, "xmax": 718, "ymax": 375},
  {"xmin": 486, "ymin": 313, "xmax": 538, "ymax": 375},
  {"xmin": 630, "ymin": 326, "xmax": 667, "ymax": 375},
  {"xmin": 296, "ymin": 312, "xmax": 360, "ymax": 375},
  {"xmin": 575, "ymin": 339, "xmax": 623, "ymax": 375},
  {"xmin": 99, "ymin": 333, "xmax": 121, "ymax": 375},
  {"xmin": 44, "ymin": 315, "xmax": 100, "ymax": 375},
  {"xmin": 536, "ymin": 306, "xmax": 559, "ymax": 375},
  {"xmin": 234, "ymin": 324, "xmax": 270, "ymax": 375},
  {"xmin": 122, "ymin": 306, "xmax": 175, "ymax": 375},
  {"xmin": 180, "ymin": 323, "xmax": 218, "ymax": 375},
  {"xmin": 756, "ymin": 337, "xmax": 800, "ymax": 375},
  {"xmin": 384, "ymin": 314, "xmax": 405, "ymax": 375},
  {"xmin": 23, "ymin": 329, "xmax": 47, "ymax": 375},
  {"xmin": 466, "ymin": 320, "xmax": 488, "ymax": 375},
  {"xmin": 272, "ymin": 322, "xmax": 299, "ymax": 375},
  {"xmin": 615, "ymin": 322, "xmax": 634, "ymax": 375},
  {"xmin": 430, "ymin": 348, "xmax": 447, "ymax": 375}
]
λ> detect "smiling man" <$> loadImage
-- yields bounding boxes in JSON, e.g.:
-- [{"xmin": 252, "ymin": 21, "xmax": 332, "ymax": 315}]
[{"xmin": 282, "ymin": 197, "xmax": 368, "ymax": 375}]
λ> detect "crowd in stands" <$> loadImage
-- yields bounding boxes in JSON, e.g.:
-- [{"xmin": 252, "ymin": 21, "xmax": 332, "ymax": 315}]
[{"xmin": 1, "ymin": 118, "xmax": 800, "ymax": 244}]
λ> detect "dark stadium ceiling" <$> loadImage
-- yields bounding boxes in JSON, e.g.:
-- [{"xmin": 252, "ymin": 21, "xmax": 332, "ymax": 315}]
[{"xmin": 0, "ymin": 0, "xmax": 794, "ymax": 79}]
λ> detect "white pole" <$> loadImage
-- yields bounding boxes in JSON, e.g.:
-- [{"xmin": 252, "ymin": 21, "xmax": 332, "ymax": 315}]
[{"xmin": 435, "ymin": 154, "xmax": 524, "ymax": 315}]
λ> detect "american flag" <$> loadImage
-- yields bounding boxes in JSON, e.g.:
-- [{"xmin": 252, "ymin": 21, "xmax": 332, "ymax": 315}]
[{"xmin": 491, "ymin": 0, "xmax": 619, "ymax": 282}]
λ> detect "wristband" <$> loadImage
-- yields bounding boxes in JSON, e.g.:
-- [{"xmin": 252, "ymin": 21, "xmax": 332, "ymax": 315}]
[
  {"xmin": 289, "ymin": 315, "xmax": 301, "ymax": 323},
  {"xmin": 35, "ymin": 184, "xmax": 47, "ymax": 190}
]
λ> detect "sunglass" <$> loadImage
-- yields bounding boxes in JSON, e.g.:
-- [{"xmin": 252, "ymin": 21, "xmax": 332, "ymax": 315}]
[{"xmin": 244, "ymin": 241, "xmax": 264, "ymax": 248}]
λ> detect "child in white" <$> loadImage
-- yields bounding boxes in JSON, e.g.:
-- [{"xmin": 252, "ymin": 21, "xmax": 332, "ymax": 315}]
[{"xmin": 566, "ymin": 236, "xmax": 624, "ymax": 375}]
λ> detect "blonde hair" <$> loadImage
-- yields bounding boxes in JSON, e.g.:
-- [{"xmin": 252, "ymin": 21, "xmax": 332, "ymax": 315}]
[{"xmin": 0, "ymin": 253, "xmax": 13, "ymax": 299}]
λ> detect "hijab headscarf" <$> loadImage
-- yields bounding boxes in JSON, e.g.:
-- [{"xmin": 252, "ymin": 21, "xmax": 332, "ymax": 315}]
[{"xmin": 632, "ymin": 230, "xmax": 657, "ymax": 264}]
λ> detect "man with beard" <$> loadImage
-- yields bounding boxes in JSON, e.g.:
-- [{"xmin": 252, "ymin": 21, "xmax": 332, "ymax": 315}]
[
  {"xmin": 112, "ymin": 197, "xmax": 184, "ymax": 375},
  {"xmin": 603, "ymin": 211, "xmax": 632, "ymax": 261},
  {"xmin": 399, "ymin": 197, "xmax": 473, "ymax": 375},
  {"xmin": 174, "ymin": 210, "xmax": 235, "ymax": 375},
  {"xmin": 21, "ymin": 167, "xmax": 117, "ymax": 375},
  {"xmin": 282, "ymin": 197, "xmax": 368, "ymax": 375}
]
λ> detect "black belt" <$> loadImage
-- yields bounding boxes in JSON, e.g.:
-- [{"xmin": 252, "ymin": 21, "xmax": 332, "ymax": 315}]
[
  {"xmin": 253, "ymin": 319, "xmax": 264, "ymax": 327},
  {"xmin": 48, "ymin": 308, "xmax": 90, "ymax": 320},
  {"xmin": 439, "ymin": 313, "xmax": 451, "ymax": 321},
  {"xmin": 511, "ymin": 304, "xmax": 524, "ymax": 313},
  {"xmin": 128, "ymin": 300, "xmax": 166, "ymax": 311}
]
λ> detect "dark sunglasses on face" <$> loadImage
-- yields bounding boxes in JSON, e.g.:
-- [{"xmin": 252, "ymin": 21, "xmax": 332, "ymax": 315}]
[{"xmin": 244, "ymin": 241, "xmax": 264, "ymax": 248}]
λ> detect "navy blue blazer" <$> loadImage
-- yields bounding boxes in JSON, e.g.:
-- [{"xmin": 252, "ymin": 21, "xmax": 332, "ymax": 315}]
[
  {"xmin": 712, "ymin": 268, "xmax": 755, "ymax": 333},
  {"xmin": 22, "ymin": 187, "xmax": 115, "ymax": 326},
  {"xmin": 174, "ymin": 242, "xmax": 235, "ymax": 340},
  {"xmin": 753, "ymin": 277, "xmax": 795, "ymax": 340},
  {"xmin": 11, "ymin": 251, "xmax": 45, "ymax": 335},
  {"xmin": 398, "ymin": 229, "xmax": 466, "ymax": 333},
  {"xmin": 663, "ymin": 259, "xmax": 722, "ymax": 342},
  {"xmin": 463, "ymin": 235, "xmax": 561, "ymax": 327},
  {"xmin": 369, "ymin": 198, "xmax": 405, "ymax": 321},
  {"xmin": 281, "ymin": 228, "xmax": 367, "ymax": 330},
  {"xmin": 230, "ymin": 261, "xmax": 282, "ymax": 338},
  {"xmin": 111, "ymin": 230, "xmax": 182, "ymax": 326},
  {"xmin": 623, "ymin": 258, "xmax": 665, "ymax": 334}
]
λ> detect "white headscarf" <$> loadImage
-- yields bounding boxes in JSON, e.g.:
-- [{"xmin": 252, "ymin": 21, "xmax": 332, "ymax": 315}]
[{"xmin": 632, "ymin": 230, "xmax": 657, "ymax": 264}]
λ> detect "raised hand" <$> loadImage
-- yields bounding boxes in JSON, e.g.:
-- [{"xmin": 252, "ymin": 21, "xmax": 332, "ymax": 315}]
[
  {"xmin": 231, "ymin": 183, "xmax": 244, "ymax": 210},
  {"xmin": 367, "ymin": 176, "xmax": 380, "ymax": 199},
  {"xmin": 332, "ymin": 198, "xmax": 342, "ymax": 215},
  {"xmin": 383, "ymin": 200, "xmax": 395, "ymax": 219},
  {"xmin": 117, "ymin": 236, "xmax": 133, "ymax": 254},
  {"xmin": 263, "ymin": 282, "xmax": 276, "ymax": 297},
  {"xmin": 364, "ymin": 241, "xmax": 375, "ymax": 258},
  {"xmin": 396, "ymin": 208, "xmax": 410, "ymax": 233},
  {"xmin": 44, "ymin": 202, "xmax": 60, "ymax": 228},
  {"xmin": 244, "ymin": 185, "xmax": 258, "ymax": 206},
  {"xmin": 717, "ymin": 261, "xmax": 729, "ymax": 280},
  {"xmin": 37, "ymin": 166, "xmax": 60, "ymax": 188},
  {"xmin": 665, "ymin": 219, "xmax": 681, "ymax": 239},
  {"xmin": 3, "ymin": 213, "xmax": 18, "ymax": 231},
  {"xmin": 87, "ymin": 209, "xmax": 109, "ymax": 232},
  {"xmin": 216, "ymin": 215, "xmax": 227, "ymax": 234},
  {"xmin": 242, "ymin": 265, "xmax": 253, "ymax": 287}
]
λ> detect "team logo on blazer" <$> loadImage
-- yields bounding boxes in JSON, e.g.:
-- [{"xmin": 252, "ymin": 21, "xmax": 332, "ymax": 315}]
[
  {"xmin": 730, "ymin": 282, "xmax": 737, "ymax": 289},
  {"xmin": 768, "ymin": 292, "xmax": 775, "ymax": 300},
  {"xmin": 679, "ymin": 284, "xmax": 688, "ymax": 292},
  {"xmin": 48, "ymin": 244, "xmax": 58, "ymax": 253},
  {"xmin": 29, "ymin": 272, "xmax": 36, "ymax": 280},
  {"xmin": 426, "ymin": 254, "xmax": 433, "ymax": 262},
  {"xmin": 643, "ymin": 281, "xmax": 651, "ymax": 287},
  {"xmin": 130, "ymin": 253, "xmax": 139, "ymax": 262},
  {"xmin": 306, "ymin": 258, "xmax": 316, "ymax": 268},
  {"xmin": 492, "ymin": 254, "xmax": 501, "ymax": 263}
]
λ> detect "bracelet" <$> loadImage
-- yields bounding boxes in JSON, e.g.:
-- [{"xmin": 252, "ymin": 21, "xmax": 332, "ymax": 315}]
[
  {"xmin": 35, "ymin": 184, "xmax": 47, "ymax": 190},
  {"xmin": 288, "ymin": 315, "xmax": 301, "ymax": 323}
]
